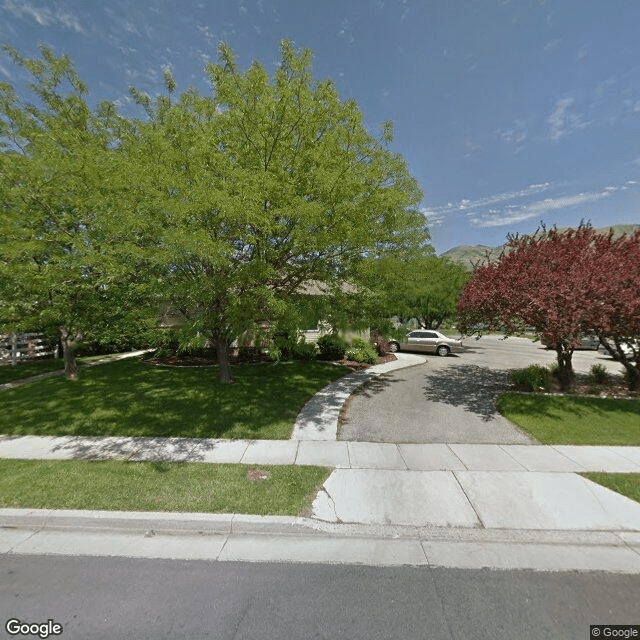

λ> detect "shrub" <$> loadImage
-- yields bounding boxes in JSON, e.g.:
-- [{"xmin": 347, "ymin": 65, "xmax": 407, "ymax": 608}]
[
  {"xmin": 589, "ymin": 364, "xmax": 608, "ymax": 385},
  {"xmin": 237, "ymin": 346, "xmax": 264, "ymax": 363},
  {"xmin": 317, "ymin": 333, "xmax": 348, "ymax": 361},
  {"xmin": 511, "ymin": 364, "xmax": 551, "ymax": 392},
  {"xmin": 271, "ymin": 327, "xmax": 299, "ymax": 360},
  {"xmin": 291, "ymin": 341, "xmax": 317, "ymax": 361},
  {"xmin": 345, "ymin": 337, "xmax": 378, "ymax": 365}
]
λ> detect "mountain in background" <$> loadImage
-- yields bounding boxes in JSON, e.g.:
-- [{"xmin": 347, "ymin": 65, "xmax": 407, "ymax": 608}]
[{"xmin": 440, "ymin": 224, "xmax": 640, "ymax": 269}]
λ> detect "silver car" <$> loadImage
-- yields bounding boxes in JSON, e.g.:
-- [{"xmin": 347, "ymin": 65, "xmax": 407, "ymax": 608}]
[{"xmin": 389, "ymin": 330, "xmax": 464, "ymax": 357}]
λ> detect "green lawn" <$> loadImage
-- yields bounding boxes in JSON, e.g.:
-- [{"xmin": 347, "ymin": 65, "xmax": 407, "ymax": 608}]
[
  {"xmin": 0, "ymin": 357, "xmax": 350, "ymax": 440},
  {"xmin": 0, "ymin": 459, "xmax": 329, "ymax": 515},
  {"xmin": 582, "ymin": 473, "xmax": 640, "ymax": 505},
  {"xmin": 497, "ymin": 393, "xmax": 640, "ymax": 445}
]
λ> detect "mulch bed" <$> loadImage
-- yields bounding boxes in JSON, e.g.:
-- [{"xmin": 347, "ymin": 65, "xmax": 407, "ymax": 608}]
[
  {"xmin": 147, "ymin": 355, "xmax": 218, "ymax": 367},
  {"xmin": 148, "ymin": 352, "xmax": 398, "ymax": 370},
  {"xmin": 514, "ymin": 373, "xmax": 639, "ymax": 400},
  {"xmin": 333, "ymin": 353, "xmax": 397, "ymax": 372}
]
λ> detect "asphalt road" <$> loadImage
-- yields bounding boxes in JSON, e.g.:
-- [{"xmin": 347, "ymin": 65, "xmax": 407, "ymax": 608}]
[
  {"xmin": 339, "ymin": 335, "xmax": 621, "ymax": 444},
  {"xmin": 2, "ymin": 554, "xmax": 639, "ymax": 640}
]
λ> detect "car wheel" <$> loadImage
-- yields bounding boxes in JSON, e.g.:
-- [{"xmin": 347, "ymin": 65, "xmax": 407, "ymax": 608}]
[
  {"xmin": 436, "ymin": 345, "xmax": 450, "ymax": 357},
  {"xmin": 389, "ymin": 341, "xmax": 400, "ymax": 353}
]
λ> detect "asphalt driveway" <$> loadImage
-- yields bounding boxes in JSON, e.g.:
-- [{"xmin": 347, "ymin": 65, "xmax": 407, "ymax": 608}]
[{"xmin": 338, "ymin": 335, "xmax": 620, "ymax": 444}]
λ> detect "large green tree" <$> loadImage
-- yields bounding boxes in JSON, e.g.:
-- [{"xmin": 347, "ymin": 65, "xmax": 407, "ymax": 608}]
[
  {"xmin": 0, "ymin": 46, "xmax": 155, "ymax": 378},
  {"xmin": 360, "ymin": 253, "xmax": 468, "ymax": 330},
  {"xmin": 120, "ymin": 41, "xmax": 428, "ymax": 382}
]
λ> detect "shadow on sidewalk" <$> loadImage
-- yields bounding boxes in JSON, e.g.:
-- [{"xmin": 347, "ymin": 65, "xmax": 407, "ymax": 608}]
[
  {"xmin": 45, "ymin": 435, "xmax": 223, "ymax": 462},
  {"xmin": 422, "ymin": 364, "xmax": 511, "ymax": 422}
]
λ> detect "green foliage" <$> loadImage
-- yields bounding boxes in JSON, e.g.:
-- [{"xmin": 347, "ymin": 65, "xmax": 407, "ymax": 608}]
[
  {"xmin": 270, "ymin": 322, "xmax": 317, "ymax": 361},
  {"xmin": 0, "ymin": 45, "xmax": 158, "ymax": 378},
  {"xmin": 510, "ymin": 364, "xmax": 551, "ymax": 392},
  {"xmin": 292, "ymin": 341, "xmax": 318, "ymax": 361},
  {"xmin": 358, "ymin": 253, "xmax": 468, "ymax": 330},
  {"xmin": 345, "ymin": 337, "xmax": 378, "ymax": 364},
  {"xmin": 317, "ymin": 333, "xmax": 348, "ymax": 360},
  {"xmin": 589, "ymin": 364, "xmax": 608, "ymax": 385}
]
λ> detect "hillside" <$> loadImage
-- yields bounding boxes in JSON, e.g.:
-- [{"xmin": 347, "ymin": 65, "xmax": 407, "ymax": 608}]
[{"xmin": 441, "ymin": 224, "xmax": 640, "ymax": 269}]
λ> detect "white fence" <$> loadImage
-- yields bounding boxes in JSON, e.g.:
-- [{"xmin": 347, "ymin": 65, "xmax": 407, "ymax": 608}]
[{"xmin": 0, "ymin": 333, "xmax": 59, "ymax": 365}]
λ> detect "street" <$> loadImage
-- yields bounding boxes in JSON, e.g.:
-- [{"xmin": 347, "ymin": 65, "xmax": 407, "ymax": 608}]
[{"xmin": 1, "ymin": 554, "xmax": 639, "ymax": 640}]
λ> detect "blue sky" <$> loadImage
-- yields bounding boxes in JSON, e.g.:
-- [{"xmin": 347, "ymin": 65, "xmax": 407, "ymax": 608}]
[{"xmin": 2, "ymin": 0, "xmax": 639, "ymax": 253}]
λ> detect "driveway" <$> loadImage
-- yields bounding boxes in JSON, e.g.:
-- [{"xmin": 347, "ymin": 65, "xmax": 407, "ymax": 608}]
[{"xmin": 338, "ymin": 335, "xmax": 620, "ymax": 444}]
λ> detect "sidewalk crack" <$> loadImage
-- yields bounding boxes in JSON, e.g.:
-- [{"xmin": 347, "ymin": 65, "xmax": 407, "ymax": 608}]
[
  {"xmin": 452, "ymin": 471, "xmax": 485, "ymax": 529},
  {"xmin": 447, "ymin": 444, "xmax": 468, "ymax": 470}
]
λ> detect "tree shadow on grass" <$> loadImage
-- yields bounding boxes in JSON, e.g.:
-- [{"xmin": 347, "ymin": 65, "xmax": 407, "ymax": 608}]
[{"xmin": 422, "ymin": 364, "xmax": 512, "ymax": 422}]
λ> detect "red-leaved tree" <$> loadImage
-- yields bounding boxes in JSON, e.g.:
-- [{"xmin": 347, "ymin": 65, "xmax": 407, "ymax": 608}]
[
  {"xmin": 586, "ymin": 229, "xmax": 640, "ymax": 390},
  {"xmin": 457, "ymin": 225, "xmax": 640, "ymax": 391}
]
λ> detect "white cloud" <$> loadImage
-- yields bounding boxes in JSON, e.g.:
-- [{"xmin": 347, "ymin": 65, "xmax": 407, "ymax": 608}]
[
  {"xmin": 2, "ymin": 0, "xmax": 86, "ymax": 34},
  {"xmin": 543, "ymin": 39, "xmax": 562, "ymax": 52},
  {"xmin": 422, "ymin": 181, "xmax": 634, "ymax": 230},
  {"xmin": 422, "ymin": 182, "xmax": 554, "ymax": 221},
  {"xmin": 548, "ymin": 96, "xmax": 591, "ymax": 140},
  {"xmin": 497, "ymin": 118, "xmax": 528, "ymax": 152},
  {"xmin": 472, "ymin": 190, "xmax": 613, "ymax": 228},
  {"xmin": 576, "ymin": 46, "xmax": 588, "ymax": 61},
  {"xmin": 421, "ymin": 208, "xmax": 444, "ymax": 227}
]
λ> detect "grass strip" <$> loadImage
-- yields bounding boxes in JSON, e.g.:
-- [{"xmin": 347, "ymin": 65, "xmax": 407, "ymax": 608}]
[
  {"xmin": 497, "ymin": 393, "xmax": 640, "ymax": 445},
  {"xmin": 0, "ymin": 358, "xmax": 350, "ymax": 440},
  {"xmin": 582, "ymin": 473, "xmax": 640, "ymax": 504},
  {"xmin": 0, "ymin": 459, "xmax": 330, "ymax": 515}
]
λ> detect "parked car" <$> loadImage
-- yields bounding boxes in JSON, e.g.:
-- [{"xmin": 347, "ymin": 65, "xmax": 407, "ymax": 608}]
[
  {"xmin": 598, "ymin": 339, "xmax": 637, "ymax": 360},
  {"xmin": 541, "ymin": 333, "xmax": 600, "ymax": 350},
  {"xmin": 388, "ymin": 330, "xmax": 463, "ymax": 357}
]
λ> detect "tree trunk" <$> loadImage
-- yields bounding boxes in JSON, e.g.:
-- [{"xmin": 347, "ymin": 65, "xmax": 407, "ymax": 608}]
[
  {"xmin": 625, "ymin": 365, "xmax": 640, "ymax": 392},
  {"xmin": 215, "ymin": 332, "xmax": 234, "ymax": 384},
  {"xmin": 555, "ymin": 347, "xmax": 574, "ymax": 391},
  {"xmin": 59, "ymin": 327, "xmax": 78, "ymax": 380}
]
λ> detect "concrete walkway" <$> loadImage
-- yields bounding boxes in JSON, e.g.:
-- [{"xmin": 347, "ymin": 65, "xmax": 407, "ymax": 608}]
[{"xmin": 2, "ymin": 351, "xmax": 640, "ymax": 571}]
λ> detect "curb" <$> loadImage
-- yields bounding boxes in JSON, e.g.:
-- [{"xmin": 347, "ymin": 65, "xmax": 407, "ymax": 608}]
[{"xmin": 2, "ymin": 509, "xmax": 640, "ymax": 572}]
